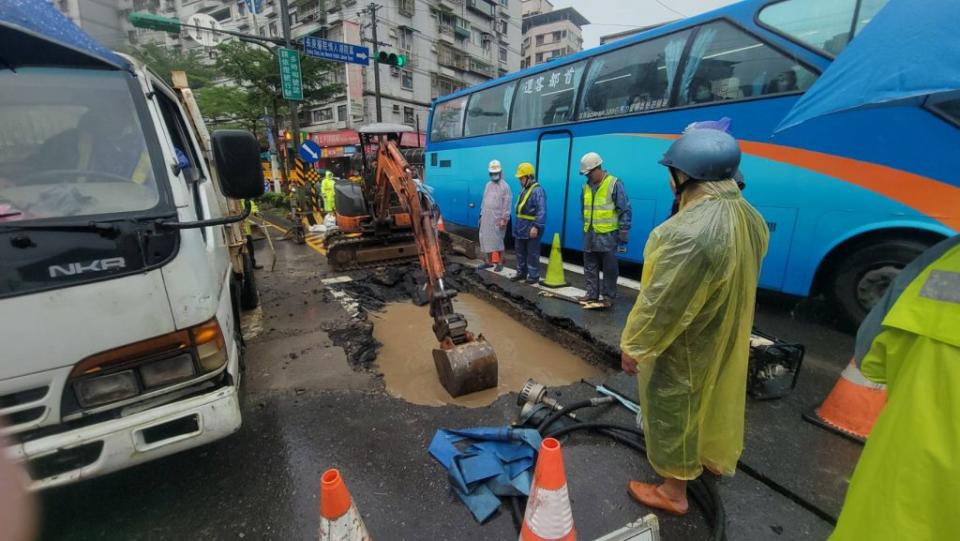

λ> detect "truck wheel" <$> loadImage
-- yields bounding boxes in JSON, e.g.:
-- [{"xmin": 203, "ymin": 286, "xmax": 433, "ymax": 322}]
[
  {"xmin": 240, "ymin": 252, "xmax": 260, "ymax": 310},
  {"xmin": 830, "ymin": 237, "xmax": 930, "ymax": 326}
]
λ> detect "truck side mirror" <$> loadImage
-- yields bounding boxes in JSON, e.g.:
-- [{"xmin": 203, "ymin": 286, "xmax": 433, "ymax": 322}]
[{"xmin": 211, "ymin": 130, "xmax": 265, "ymax": 200}]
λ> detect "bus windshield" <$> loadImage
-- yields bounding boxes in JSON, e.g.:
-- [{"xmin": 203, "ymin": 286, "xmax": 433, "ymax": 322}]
[{"xmin": 0, "ymin": 68, "xmax": 161, "ymax": 223}]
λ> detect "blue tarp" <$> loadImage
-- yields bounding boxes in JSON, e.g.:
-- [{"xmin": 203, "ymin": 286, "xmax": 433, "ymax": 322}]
[
  {"xmin": 776, "ymin": 0, "xmax": 960, "ymax": 132},
  {"xmin": 428, "ymin": 427, "xmax": 541, "ymax": 523},
  {"xmin": 0, "ymin": 0, "xmax": 127, "ymax": 69}
]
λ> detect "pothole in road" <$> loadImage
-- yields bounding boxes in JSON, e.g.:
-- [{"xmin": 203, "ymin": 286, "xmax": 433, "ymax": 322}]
[{"xmin": 372, "ymin": 292, "xmax": 603, "ymax": 407}]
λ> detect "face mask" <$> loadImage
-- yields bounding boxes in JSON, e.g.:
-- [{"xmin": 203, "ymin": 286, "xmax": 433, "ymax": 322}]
[{"xmin": 490, "ymin": 173, "xmax": 501, "ymax": 182}]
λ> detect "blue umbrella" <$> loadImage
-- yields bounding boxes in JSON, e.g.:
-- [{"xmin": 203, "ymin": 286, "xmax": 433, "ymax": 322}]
[{"xmin": 776, "ymin": 0, "xmax": 960, "ymax": 132}]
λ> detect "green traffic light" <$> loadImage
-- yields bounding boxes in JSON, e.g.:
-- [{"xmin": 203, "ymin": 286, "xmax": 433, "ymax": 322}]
[
  {"xmin": 396, "ymin": 54, "xmax": 407, "ymax": 67},
  {"xmin": 128, "ymin": 11, "xmax": 181, "ymax": 33}
]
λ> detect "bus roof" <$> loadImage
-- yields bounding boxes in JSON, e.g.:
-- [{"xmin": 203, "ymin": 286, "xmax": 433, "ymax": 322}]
[{"xmin": 434, "ymin": 0, "xmax": 764, "ymax": 105}]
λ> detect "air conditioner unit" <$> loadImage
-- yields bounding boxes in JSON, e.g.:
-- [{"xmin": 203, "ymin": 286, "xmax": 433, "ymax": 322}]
[{"xmin": 392, "ymin": 104, "xmax": 401, "ymax": 114}]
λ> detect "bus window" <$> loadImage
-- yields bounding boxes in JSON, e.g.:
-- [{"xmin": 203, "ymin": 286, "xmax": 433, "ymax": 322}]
[
  {"xmin": 430, "ymin": 96, "xmax": 467, "ymax": 141},
  {"xmin": 677, "ymin": 21, "xmax": 815, "ymax": 107},
  {"xmin": 578, "ymin": 30, "xmax": 691, "ymax": 120},
  {"xmin": 464, "ymin": 82, "xmax": 516, "ymax": 136},
  {"xmin": 759, "ymin": 0, "xmax": 889, "ymax": 56},
  {"xmin": 510, "ymin": 60, "xmax": 586, "ymax": 131}
]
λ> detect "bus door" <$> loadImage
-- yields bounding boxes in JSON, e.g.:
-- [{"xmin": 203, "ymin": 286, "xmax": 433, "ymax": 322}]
[{"xmin": 536, "ymin": 130, "xmax": 574, "ymax": 246}]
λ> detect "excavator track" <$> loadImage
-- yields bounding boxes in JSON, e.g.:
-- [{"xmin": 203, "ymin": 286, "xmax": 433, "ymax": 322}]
[{"xmin": 325, "ymin": 231, "xmax": 420, "ymax": 270}]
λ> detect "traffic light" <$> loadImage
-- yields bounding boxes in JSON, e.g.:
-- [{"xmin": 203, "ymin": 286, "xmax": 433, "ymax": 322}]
[
  {"xmin": 376, "ymin": 51, "xmax": 407, "ymax": 67},
  {"xmin": 128, "ymin": 12, "xmax": 181, "ymax": 33}
]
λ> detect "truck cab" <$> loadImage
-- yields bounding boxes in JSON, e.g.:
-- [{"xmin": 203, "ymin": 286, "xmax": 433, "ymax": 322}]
[{"xmin": 0, "ymin": 9, "xmax": 263, "ymax": 489}]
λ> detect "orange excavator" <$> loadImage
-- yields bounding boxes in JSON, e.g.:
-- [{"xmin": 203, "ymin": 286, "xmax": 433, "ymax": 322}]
[{"xmin": 324, "ymin": 124, "xmax": 497, "ymax": 397}]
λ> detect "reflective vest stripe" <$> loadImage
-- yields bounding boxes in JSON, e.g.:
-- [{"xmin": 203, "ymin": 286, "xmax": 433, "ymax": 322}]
[
  {"xmin": 517, "ymin": 183, "xmax": 539, "ymax": 221},
  {"xmin": 882, "ymin": 242, "xmax": 960, "ymax": 348},
  {"xmin": 583, "ymin": 175, "xmax": 618, "ymax": 233}
]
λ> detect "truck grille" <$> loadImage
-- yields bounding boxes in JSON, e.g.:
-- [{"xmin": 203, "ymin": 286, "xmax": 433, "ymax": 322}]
[{"xmin": 0, "ymin": 386, "xmax": 50, "ymax": 434}]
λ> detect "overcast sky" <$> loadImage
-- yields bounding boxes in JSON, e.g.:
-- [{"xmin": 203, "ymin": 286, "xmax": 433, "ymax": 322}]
[{"xmin": 550, "ymin": 0, "xmax": 740, "ymax": 48}]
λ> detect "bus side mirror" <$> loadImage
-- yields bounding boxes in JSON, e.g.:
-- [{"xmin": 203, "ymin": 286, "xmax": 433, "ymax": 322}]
[{"xmin": 211, "ymin": 130, "xmax": 265, "ymax": 200}]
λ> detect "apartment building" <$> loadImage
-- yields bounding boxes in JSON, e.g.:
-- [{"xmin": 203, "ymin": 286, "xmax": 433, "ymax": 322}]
[{"xmin": 519, "ymin": 0, "xmax": 587, "ymax": 69}]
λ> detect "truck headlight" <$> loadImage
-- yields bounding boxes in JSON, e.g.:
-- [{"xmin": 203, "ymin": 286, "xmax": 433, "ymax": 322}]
[
  {"xmin": 191, "ymin": 320, "xmax": 227, "ymax": 372},
  {"xmin": 139, "ymin": 353, "xmax": 196, "ymax": 388},
  {"xmin": 74, "ymin": 371, "xmax": 138, "ymax": 408}
]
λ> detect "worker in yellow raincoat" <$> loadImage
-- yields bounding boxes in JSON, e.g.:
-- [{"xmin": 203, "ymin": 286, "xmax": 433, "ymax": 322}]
[
  {"xmin": 620, "ymin": 128, "xmax": 768, "ymax": 515},
  {"xmin": 831, "ymin": 234, "xmax": 960, "ymax": 540},
  {"xmin": 321, "ymin": 170, "xmax": 337, "ymax": 215}
]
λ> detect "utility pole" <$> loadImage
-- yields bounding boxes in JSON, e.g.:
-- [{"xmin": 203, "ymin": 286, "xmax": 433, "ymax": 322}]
[
  {"xmin": 367, "ymin": 2, "xmax": 383, "ymax": 122},
  {"xmin": 278, "ymin": 0, "xmax": 301, "ymax": 149}
]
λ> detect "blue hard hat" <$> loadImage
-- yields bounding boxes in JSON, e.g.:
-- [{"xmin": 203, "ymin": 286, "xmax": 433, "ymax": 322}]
[{"xmin": 658, "ymin": 129, "xmax": 741, "ymax": 181}]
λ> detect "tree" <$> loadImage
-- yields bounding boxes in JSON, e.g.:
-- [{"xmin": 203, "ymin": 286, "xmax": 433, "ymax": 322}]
[
  {"xmin": 128, "ymin": 43, "xmax": 220, "ymax": 89},
  {"xmin": 194, "ymin": 86, "xmax": 263, "ymax": 133},
  {"xmin": 213, "ymin": 41, "xmax": 343, "ymax": 145}
]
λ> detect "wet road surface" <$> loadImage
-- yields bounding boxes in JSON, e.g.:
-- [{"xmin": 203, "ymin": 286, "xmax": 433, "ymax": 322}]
[{"xmin": 37, "ymin": 230, "xmax": 848, "ymax": 540}]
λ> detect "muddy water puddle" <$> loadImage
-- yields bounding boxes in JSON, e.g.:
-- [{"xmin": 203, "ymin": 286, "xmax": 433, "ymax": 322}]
[{"xmin": 372, "ymin": 293, "xmax": 602, "ymax": 407}]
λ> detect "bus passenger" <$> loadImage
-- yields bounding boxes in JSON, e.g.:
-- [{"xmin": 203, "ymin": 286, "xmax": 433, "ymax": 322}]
[
  {"xmin": 579, "ymin": 152, "xmax": 632, "ymax": 309},
  {"xmin": 478, "ymin": 160, "xmax": 512, "ymax": 272},
  {"xmin": 511, "ymin": 162, "xmax": 546, "ymax": 284}
]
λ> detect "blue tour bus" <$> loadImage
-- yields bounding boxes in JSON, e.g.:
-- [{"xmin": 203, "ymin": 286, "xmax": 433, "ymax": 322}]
[{"xmin": 424, "ymin": 0, "xmax": 959, "ymax": 324}]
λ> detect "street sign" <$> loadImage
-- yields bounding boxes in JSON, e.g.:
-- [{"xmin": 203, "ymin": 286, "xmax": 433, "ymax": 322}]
[
  {"xmin": 278, "ymin": 47, "xmax": 303, "ymax": 101},
  {"xmin": 186, "ymin": 13, "xmax": 222, "ymax": 47},
  {"xmin": 302, "ymin": 36, "xmax": 370, "ymax": 66},
  {"xmin": 298, "ymin": 140, "xmax": 322, "ymax": 164}
]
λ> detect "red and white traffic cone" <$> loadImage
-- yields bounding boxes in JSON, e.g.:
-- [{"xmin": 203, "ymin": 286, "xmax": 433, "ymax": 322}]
[
  {"xmin": 318, "ymin": 469, "xmax": 371, "ymax": 541},
  {"xmin": 520, "ymin": 438, "xmax": 576, "ymax": 541}
]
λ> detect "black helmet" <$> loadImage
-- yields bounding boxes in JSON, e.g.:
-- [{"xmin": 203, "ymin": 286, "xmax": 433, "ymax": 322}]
[{"xmin": 658, "ymin": 129, "xmax": 741, "ymax": 181}]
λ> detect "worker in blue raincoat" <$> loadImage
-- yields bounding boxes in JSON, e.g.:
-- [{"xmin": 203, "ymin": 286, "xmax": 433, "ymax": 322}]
[
  {"xmin": 620, "ymin": 128, "xmax": 769, "ymax": 515},
  {"xmin": 512, "ymin": 162, "xmax": 546, "ymax": 284},
  {"xmin": 831, "ymin": 234, "xmax": 960, "ymax": 540}
]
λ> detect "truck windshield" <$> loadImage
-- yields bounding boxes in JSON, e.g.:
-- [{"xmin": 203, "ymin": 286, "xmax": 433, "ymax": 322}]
[{"xmin": 0, "ymin": 68, "xmax": 161, "ymax": 223}]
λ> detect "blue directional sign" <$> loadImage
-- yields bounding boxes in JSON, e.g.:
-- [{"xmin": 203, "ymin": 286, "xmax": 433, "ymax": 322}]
[
  {"xmin": 298, "ymin": 140, "xmax": 322, "ymax": 164},
  {"xmin": 302, "ymin": 36, "xmax": 370, "ymax": 65}
]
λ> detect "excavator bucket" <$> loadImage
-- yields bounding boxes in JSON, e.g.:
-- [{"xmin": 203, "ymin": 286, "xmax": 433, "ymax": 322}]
[{"xmin": 433, "ymin": 338, "xmax": 498, "ymax": 398}]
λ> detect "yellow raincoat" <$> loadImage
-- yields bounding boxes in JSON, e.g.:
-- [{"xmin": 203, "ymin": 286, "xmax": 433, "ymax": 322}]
[
  {"xmin": 831, "ymin": 236, "xmax": 960, "ymax": 540},
  {"xmin": 321, "ymin": 171, "xmax": 336, "ymax": 212},
  {"xmin": 620, "ymin": 180, "xmax": 768, "ymax": 479}
]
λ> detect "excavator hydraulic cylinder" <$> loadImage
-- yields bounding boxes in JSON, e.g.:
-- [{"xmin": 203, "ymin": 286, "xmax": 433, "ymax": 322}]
[{"xmin": 433, "ymin": 338, "xmax": 498, "ymax": 397}]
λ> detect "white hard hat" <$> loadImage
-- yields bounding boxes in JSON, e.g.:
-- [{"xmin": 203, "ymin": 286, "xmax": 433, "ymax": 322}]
[
  {"xmin": 580, "ymin": 152, "xmax": 603, "ymax": 175},
  {"xmin": 488, "ymin": 159, "xmax": 502, "ymax": 174}
]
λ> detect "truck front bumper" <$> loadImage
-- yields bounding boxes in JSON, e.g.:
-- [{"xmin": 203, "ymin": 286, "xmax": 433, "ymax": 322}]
[{"xmin": 6, "ymin": 385, "xmax": 241, "ymax": 490}]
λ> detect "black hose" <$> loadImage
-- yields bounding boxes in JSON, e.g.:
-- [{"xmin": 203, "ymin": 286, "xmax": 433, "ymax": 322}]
[
  {"xmin": 536, "ymin": 397, "xmax": 616, "ymax": 433},
  {"xmin": 529, "ymin": 398, "xmax": 727, "ymax": 541}
]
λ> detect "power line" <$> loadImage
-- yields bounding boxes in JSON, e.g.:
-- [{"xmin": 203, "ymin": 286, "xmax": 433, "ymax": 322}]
[{"xmin": 653, "ymin": 0, "xmax": 687, "ymax": 18}]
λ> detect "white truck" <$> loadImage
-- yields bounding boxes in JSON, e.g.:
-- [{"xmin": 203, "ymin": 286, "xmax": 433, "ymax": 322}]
[{"xmin": 0, "ymin": 13, "xmax": 263, "ymax": 489}]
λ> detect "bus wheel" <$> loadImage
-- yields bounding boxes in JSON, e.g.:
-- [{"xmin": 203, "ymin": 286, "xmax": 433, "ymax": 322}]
[
  {"xmin": 831, "ymin": 237, "xmax": 930, "ymax": 326},
  {"xmin": 240, "ymin": 251, "xmax": 260, "ymax": 310}
]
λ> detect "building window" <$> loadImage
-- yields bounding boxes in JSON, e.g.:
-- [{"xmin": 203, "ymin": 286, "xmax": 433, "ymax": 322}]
[
  {"xmin": 499, "ymin": 46, "xmax": 507, "ymax": 63},
  {"xmin": 401, "ymin": 70, "xmax": 414, "ymax": 90},
  {"xmin": 269, "ymin": 22, "xmax": 277, "ymax": 37},
  {"xmin": 499, "ymin": 0, "xmax": 508, "ymax": 6},
  {"xmin": 536, "ymin": 34, "xmax": 544, "ymax": 45},
  {"xmin": 338, "ymin": 104, "xmax": 347, "ymax": 121},
  {"xmin": 237, "ymin": 1, "xmax": 246, "ymax": 16},
  {"xmin": 398, "ymin": 0, "xmax": 414, "ymax": 17},
  {"xmin": 399, "ymin": 26, "xmax": 413, "ymax": 50},
  {"xmin": 499, "ymin": 20, "xmax": 508, "ymax": 34},
  {"xmin": 313, "ymin": 108, "xmax": 333, "ymax": 122},
  {"xmin": 403, "ymin": 106, "xmax": 415, "ymax": 125},
  {"xmin": 535, "ymin": 52, "xmax": 543, "ymax": 63},
  {"xmin": 552, "ymin": 31, "xmax": 561, "ymax": 42}
]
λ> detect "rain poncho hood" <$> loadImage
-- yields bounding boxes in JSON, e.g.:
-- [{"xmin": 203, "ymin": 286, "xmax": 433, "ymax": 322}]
[{"xmin": 621, "ymin": 179, "xmax": 768, "ymax": 479}]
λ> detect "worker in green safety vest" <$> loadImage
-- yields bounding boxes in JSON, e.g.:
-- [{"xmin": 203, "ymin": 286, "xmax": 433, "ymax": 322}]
[
  {"xmin": 579, "ymin": 152, "xmax": 632, "ymax": 309},
  {"xmin": 244, "ymin": 199, "xmax": 262, "ymax": 270},
  {"xmin": 321, "ymin": 170, "xmax": 336, "ymax": 214},
  {"xmin": 831, "ymin": 234, "xmax": 960, "ymax": 540}
]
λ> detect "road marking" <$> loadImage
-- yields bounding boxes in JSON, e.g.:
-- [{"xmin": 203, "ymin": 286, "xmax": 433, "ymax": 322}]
[{"xmin": 322, "ymin": 276, "xmax": 354, "ymax": 285}]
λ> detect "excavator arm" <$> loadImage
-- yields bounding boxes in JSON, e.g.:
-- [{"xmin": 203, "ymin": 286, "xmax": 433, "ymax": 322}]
[{"xmin": 371, "ymin": 137, "xmax": 498, "ymax": 396}]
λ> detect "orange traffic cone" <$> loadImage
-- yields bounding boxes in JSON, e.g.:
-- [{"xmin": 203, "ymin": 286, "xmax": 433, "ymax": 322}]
[
  {"xmin": 318, "ymin": 469, "xmax": 371, "ymax": 540},
  {"xmin": 803, "ymin": 358, "xmax": 887, "ymax": 442},
  {"xmin": 520, "ymin": 438, "xmax": 575, "ymax": 541},
  {"xmin": 437, "ymin": 215, "xmax": 446, "ymax": 232}
]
